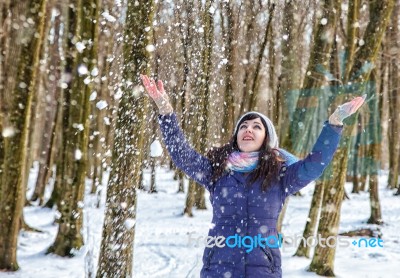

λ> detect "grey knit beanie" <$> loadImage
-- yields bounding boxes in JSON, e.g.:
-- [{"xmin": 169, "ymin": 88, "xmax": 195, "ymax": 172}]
[{"xmin": 234, "ymin": 111, "xmax": 279, "ymax": 149}]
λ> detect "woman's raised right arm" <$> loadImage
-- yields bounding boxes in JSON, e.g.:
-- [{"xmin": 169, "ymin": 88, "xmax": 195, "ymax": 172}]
[
  {"xmin": 158, "ymin": 113, "xmax": 213, "ymax": 190},
  {"xmin": 141, "ymin": 75, "xmax": 213, "ymax": 191}
]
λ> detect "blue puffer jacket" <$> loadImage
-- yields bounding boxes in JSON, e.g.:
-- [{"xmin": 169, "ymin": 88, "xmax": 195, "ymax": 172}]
[{"xmin": 158, "ymin": 113, "xmax": 343, "ymax": 278}]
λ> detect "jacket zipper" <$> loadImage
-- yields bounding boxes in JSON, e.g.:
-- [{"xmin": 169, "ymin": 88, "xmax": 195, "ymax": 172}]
[
  {"xmin": 205, "ymin": 248, "xmax": 214, "ymax": 269},
  {"xmin": 260, "ymin": 246, "xmax": 274, "ymax": 265}
]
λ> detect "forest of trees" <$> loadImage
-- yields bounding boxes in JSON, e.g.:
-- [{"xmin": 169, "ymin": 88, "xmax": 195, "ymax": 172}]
[{"xmin": 0, "ymin": 0, "xmax": 399, "ymax": 277}]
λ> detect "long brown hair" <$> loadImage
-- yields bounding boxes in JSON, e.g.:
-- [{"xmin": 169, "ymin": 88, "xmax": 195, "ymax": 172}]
[{"xmin": 206, "ymin": 113, "xmax": 285, "ymax": 191}]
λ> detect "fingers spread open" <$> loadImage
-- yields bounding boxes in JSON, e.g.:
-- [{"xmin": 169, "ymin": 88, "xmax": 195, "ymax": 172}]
[{"xmin": 140, "ymin": 75, "xmax": 169, "ymax": 102}]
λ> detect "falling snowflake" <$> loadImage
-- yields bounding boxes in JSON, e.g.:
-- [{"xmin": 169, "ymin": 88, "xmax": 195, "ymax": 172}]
[
  {"xmin": 124, "ymin": 218, "xmax": 136, "ymax": 229},
  {"xmin": 78, "ymin": 64, "xmax": 88, "ymax": 75},
  {"xmin": 102, "ymin": 11, "xmax": 116, "ymax": 22},
  {"xmin": 96, "ymin": 100, "xmax": 108, "ymax": 110},
  {"xmin": 90, "ymin": 91, "xmax": 97, "ymax": 101},
  {"xmin": 75, "ymin": 42, "xmax": 85, "ymax": 53},
  {"xmin": 2, "ymin": 127, "xmax": 16, "ymax": 137},
  {"xmin": 75, "ymin": 149, "xmax": 83, "ymax": 160},
  {"xmin": 146, "ymin": 44, "xmax": 155, "ymax": 52}
]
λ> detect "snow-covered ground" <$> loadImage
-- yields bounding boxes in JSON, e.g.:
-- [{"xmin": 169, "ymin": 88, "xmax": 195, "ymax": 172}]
[{"xmin": 2, "ymin": 164, "xmax": 400, "ymax": 278}]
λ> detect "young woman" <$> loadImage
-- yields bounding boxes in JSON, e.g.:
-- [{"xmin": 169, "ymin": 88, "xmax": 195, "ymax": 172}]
[{"xmin": 140, "ymin": 74, "xmax": 365, "ymax": 278}]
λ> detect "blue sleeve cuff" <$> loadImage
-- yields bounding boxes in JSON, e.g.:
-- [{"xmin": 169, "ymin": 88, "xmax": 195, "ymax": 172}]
[{"xmin": 324, "ymin": 120, "xmax": 344, "ymax": 135}]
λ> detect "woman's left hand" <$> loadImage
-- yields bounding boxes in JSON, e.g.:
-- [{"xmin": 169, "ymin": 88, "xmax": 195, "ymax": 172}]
[{"xmin": 329, "ymin": 94, "xmax": 367, "ymax": 125}]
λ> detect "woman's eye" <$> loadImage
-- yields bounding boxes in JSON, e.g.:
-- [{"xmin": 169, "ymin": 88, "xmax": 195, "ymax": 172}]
[
  {"xmin": 240, "ymin": 125, "xmax": 247, "ymax": 129},
  {"xmin": 254, "ymin": 125, "xmax": 261, "ymax": 129}
]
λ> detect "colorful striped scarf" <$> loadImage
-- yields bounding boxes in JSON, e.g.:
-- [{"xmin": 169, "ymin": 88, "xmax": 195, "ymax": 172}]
[
  {"xmin": 227, "ymin": 151, "xmax": 259, "ymax": 172},
  {"xmin": 226, "ymin": 149, "xmax": 300, "ymax": 173}
]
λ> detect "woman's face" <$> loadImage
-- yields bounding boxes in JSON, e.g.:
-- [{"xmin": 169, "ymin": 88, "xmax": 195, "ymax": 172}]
[{"xmin": 236, "ymin": 117, "xmax": 266, "ymax": 152}]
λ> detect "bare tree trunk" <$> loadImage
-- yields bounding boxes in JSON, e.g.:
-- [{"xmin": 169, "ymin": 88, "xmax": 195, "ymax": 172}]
[
  {"xmin": 275, "ymin": 0, "xmax": 307, "ymax": 232},
  {"xmin": 220, "ymin": 1, "xmax": 238, "ymax": 142},
  {"xmin": 290, "ymin": 0, "xmax": 341, "ymax": 157},
  {"xmin": 87, "ymin": 0, "xmax": 104, "ymax": 195},
  {"xmin": 308, "ymin": 139, "xmax": 349, "ymax": 277},
  {"xmin": 367, "ymin": 71, "xmax": 383, "ymax": 224},
  {"xmin": 184, "ymin": 181, "xmax": 196, "ymax": 217},
  {"xmin": 96, "ymin": 0, "xmax": 154, "ymax": 275},
  {"xmin": 358, "ymin": 110, "xmax": 369, "ymax": 192},
  {"xmin": 367, "ymin": 170, "xmax": 383, "ymax": 224},
  {"xmin": 194, "ymin": 184, "xmax": 206, "ymax": 210},
  {"xmin": 48, "ymin": 0, "xmax": 98, "ymax": 256},
  {"xmin": 277, "ymin": 0, "xmax": 305, "ymax": 144},
  {"xmin": 90, "ymin": 0, "xmax": 125, "ymax": 202},
  {"xmin": 149, "ymin": 116, "xmax": 158, "ymax": 193},
  {"xmin": 267, "ymin": 14, "xmax": 277, "ymax": 121},
  {"xmin": 173, "ymin": 0, "xmax": 194, "ymax": 193},
  {"xmin": 351, "ymin": 115, "xmax": 363, "ymax": 193},
  {"xmin": 31, "ymin": 2, "xmax": 62, "ymax": 204},
  {"xmin": 148, "ymin": 50, "xmax": 161, "ymax": 194},
  {"xmin": 239, "ymin": 3, "xmax": 258, "ymax": 115},
  {"xmin": 44, "ymin": 83, "xmax": 64, "ymax": 208},
  {"xmin": 343, "ymin": 0, "xmax": 360, "ymax": 82},
  {"xmin": 184, "ymin": 0, "xmax": 214, "ymax": 216},
  {"xmin": 288, "ymin": 0, "xmax": 341, "ymax": 261},
  {"xmin": 309, "ymin": 1, "xmax": 394, "ymax": 275},
  {"xmin": 387, "ymin": 2, "xmax": 400, "ymax": 190},
  {"xmin": 177, "ymin": 171, "xmax": 185, "ymax": 193},
  {"xmin": 90, "ymin": 105, "xmax": 106, "ymax": 194},
  {"xmin": 0, "ymin": 0, "xmax": 48, "ymax": 270},
  {"xmin": 294, "ymin": 179, "xmax": 325, "ymax": 258},
  {"xmin": 247, "ymin": 3, "xmax": 275, "ymax": 112}
]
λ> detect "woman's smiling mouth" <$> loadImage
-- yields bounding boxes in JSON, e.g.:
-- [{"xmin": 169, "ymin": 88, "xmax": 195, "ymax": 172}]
[{"xmin": 243, "ymin": 136, "xmax": 254, "ymax": 141}]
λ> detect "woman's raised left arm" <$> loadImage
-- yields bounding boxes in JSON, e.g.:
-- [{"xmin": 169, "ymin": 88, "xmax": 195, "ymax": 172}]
[{"xmin": 281, "ymin": 94, "xmax": 366, "ymax": 197}]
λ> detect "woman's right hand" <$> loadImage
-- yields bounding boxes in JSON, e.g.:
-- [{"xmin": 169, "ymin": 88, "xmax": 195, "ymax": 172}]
[{"xmin": 140, "ymin": 74, "xmax": 173, "ymax": 115}]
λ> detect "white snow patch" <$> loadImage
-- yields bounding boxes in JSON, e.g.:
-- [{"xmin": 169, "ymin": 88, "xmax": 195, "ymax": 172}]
[
  {"xmin": 150, "ymin": 140, "xmax": 163, "ymax": 157},
  {"xmin": 10, "ymin": 166, "xmax": 400, "ymax": 278}
]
